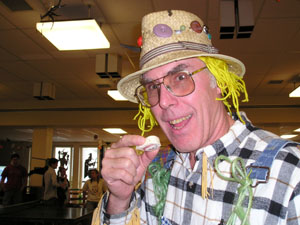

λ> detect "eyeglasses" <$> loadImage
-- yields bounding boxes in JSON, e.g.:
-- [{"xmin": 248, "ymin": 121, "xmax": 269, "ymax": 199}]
[{"xmin": 135, "ymin": 66, "xmax": 207, "ymax": 107}]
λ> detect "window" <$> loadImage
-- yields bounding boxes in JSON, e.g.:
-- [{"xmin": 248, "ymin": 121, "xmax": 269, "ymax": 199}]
[
  {"xmin": 81, "ymin": 147, "xmax": 98, "ymax": 185},
  {"xmin": 54, "ymin": 147, "xmax": 72, "ymax": 181}
]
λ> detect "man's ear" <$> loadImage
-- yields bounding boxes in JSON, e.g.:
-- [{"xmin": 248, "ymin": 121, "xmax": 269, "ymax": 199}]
[{"xmin": 216, "ymin": 86, "xmax": 222, "ymax": 96}]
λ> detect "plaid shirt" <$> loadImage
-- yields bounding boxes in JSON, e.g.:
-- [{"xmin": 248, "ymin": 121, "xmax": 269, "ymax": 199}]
[{"xmin": 99, "ymin": 116, "xmax": 300, "ymax": 225}]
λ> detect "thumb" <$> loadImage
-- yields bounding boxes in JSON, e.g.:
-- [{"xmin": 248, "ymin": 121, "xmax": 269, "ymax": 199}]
[{"xmin": 140, "ymin": 148, "xmax": 160, "ymax": 168}]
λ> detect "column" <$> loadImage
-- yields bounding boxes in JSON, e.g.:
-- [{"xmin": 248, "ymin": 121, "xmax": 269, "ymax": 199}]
[{"xmin": 30, "ymin": 128, "xmax": 53, "ymax": 186}]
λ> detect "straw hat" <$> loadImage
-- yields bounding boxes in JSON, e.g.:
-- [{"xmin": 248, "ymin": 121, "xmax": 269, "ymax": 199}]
[{"xmin": 118, "ymin": 10, "xmax": 245, "ymax": 103}]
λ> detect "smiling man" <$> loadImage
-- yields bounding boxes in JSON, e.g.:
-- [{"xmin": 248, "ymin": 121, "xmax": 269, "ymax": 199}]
[{"xmin": 96, "ymin": 10, "xmax": 300, "ymax": 225}]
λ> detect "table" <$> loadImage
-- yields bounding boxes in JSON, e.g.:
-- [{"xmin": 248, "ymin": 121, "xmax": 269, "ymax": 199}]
[{"xmin": 0, "ymin": 200, "xmax": 94, "ymax": 225}]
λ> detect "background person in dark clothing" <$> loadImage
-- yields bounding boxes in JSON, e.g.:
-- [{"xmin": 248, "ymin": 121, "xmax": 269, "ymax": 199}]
[
  {"xmin": 57, "ymin": 166, "xmax": 69, "ymax": 206},
  {"xmin": 0, "ymin": 153, "xmax": 27, "ymax": 205}
]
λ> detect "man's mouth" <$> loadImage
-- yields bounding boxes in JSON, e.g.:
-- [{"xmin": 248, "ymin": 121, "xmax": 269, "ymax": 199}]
[{"xmin": 169, "ymin": 114, "xmax": 191, "ymax": 129}]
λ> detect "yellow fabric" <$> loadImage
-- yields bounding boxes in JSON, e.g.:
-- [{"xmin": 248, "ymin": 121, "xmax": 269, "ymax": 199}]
[
  {"xmin": 125, "ymin": 208, "xmax": 141, "ymax": 225},
  {"xmin": 201, "ymin": 152, "xmax": 209, "ymax": 198},
  {"xmin": 91, "ymin": 190, "xmax": 141, "ymax": 225},
  {"xmin": 201, "ymin": 152, "xmax": 214, "ymax": 199},
  {"xmin": 91, "ymin": 191, "xmax": 107, "ymax": 225}
]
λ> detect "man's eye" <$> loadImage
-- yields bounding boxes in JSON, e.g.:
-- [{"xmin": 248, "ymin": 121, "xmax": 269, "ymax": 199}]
[
  {"xmin": 175, "ymin": 72, "xmax": 188, "ymax": 81},
  {"xmin": 146, "ymin": 83, "xmax": 158, "ymax": 91}
]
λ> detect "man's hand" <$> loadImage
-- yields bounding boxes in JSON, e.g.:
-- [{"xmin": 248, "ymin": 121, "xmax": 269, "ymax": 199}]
[{"xmin": 101, "ymin": 135, "xmax": 160, "ymax": 215}]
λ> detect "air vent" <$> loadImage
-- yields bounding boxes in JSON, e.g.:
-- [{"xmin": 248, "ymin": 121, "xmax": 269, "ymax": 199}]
[
  {"xmin": 268, "ymin": 80, "xmax": 283, "ymax": 84},
  {"xmin": 1, "ymin": 0, "xmax": 33, "ymax": 11},
  {"xmin": 96, "ymin": 54, "xmax": 122, "ymax": 79},
  {"xmin": 96, "ymin": 84, "xmax": 111, "ymax": 88},
  {"xmin": 33, "ymin": 82, "xmax": 55, "ymax": 100}
]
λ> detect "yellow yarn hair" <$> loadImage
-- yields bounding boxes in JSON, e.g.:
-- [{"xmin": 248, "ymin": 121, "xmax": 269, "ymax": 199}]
[
  {"xmin": 134, "ymin": 103, "xmax": 158, "ymax": 136},
  {"xmin": 133, "ymin": 56, "xmax": 249, "ymax": 134},
  {"xmin": 199, "ymin": 56, "xmax": 249, "ymax": 123}
]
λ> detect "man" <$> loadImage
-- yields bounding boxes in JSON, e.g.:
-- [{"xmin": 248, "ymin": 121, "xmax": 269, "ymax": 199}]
[
  {"xmin": 43, "ymin": 158, "xmax": 66, "ymax": 206},
  {"xmin": 96, "ymin": 10, "xmax": 300, "ymax": 225},
  {"xmin": 0, "ymin": 153, "xmax": 27, "ymax": 205}
]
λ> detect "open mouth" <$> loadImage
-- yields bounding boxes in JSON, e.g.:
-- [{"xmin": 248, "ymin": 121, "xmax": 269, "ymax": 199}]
[{"xmin": 169, "ymin": 114, "xmax": 192, "ymax": 129}]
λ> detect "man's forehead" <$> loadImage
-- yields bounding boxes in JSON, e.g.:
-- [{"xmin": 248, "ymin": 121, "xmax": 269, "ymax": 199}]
[
  {"xmin": 141, "ymin": 58, "xmax": 203, "ymax": 81},
  {"xmin": 141, "ymin": 63, "xmax": 189, "ymax": 83}
]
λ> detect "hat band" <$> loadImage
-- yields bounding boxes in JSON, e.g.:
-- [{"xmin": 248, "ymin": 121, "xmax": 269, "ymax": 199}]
[{"xmin": 140, "ymin": 41, "xmax": 219, "ymax": 68}]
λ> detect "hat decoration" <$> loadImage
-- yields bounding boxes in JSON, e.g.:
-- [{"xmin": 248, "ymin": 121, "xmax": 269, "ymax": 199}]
[{"xmin": 117, "ymin": 10, "xmax": 245, "ymax": 103}]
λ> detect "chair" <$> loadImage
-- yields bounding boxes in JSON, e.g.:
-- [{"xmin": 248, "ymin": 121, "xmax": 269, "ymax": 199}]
[{"xmin": 67, "ymin": 189, "xmax": 87, "ymax": 207}]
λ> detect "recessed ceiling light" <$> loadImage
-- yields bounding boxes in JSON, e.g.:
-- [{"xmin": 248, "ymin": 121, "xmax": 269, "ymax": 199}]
[
  {"xmin": 280, "ymin": 134, "xmax": 297, "ymax": 139},
  {"xmin": 103, "ymin": 128, "xmax": 127, "ymax": 134},
  {"xmin": 289, "ymin": 86, "xmax": 300, "ymax": 97},
  {"xmin": 107, "ymin": 90, "xmax": 127, "ymax": 101},
  {"xmin": 294, "ymin": 128, "xmax": 300, "ymax": 132},
  {"xmin": 36, "ymin": 19, "xmax": 110, "ymax": 50}
]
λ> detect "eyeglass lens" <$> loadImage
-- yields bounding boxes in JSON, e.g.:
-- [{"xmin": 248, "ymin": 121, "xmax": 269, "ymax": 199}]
[{"xmin": 137, "ymin": 71, "xmax": 195, "ymax": 107}]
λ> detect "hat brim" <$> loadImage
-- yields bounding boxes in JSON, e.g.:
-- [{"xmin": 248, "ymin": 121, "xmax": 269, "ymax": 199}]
[{"xmin": 117, "ymin": 53, "xmax": 245, "ymax": 103}]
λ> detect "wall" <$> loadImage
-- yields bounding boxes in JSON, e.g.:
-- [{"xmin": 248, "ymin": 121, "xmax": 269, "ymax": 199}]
[{"xmin": 0, "ymin": 141, "xmax": 31, "ymax": 171}]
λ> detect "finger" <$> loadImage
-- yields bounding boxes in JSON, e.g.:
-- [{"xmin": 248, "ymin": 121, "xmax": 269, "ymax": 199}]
[
  {"xmin": 104, "ymin": 147, "xmax": 140, "ymax": 168},
  {"xmin": 103, "ymin": 167, "xmax": 136, "ymax": 185},
  {"xmin": 140, "ymin": 147, "xmax": 160, "ymax": 168},
  {"xmin": 102, "ymin": 157, "xmax": 138, "ymax": 178},
  {"xmin": 111, "ymin": 135, "xmax": 145, "ymax": 149}
]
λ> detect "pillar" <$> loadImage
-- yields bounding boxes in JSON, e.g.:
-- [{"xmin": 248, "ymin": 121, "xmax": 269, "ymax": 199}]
[{"xmin": 30, "ymin": 128, "xmax": 53, "ymax": 186}]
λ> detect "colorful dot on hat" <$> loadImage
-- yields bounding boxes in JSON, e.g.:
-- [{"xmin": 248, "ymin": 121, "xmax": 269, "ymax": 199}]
[
  {"xmin": 190, "ymin": 21, "xmax": 202, "ymax": 33},
  {"xmin": 137, "ymin": 36, "xmax": 142, "ymax": 47},
  {"xmin": 153, "ymin": 24, "xmax": 173, "ymax": 37},
  {"xmin": 208, "ymin": 34, "xmax": 212, "ymax": 40},
  {"xmin": 180, "ymin": 25, "xmax": 186, "ymax": 31}
]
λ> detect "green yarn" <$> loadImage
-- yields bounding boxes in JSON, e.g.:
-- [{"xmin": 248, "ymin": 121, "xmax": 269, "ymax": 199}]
[
  {"xmin": 215, "ymin": 155, "xmax": 253, "ymax": 225},
  {"xmin": 148, "ymin": 162, "xmax": 171, "ymax": 225}
]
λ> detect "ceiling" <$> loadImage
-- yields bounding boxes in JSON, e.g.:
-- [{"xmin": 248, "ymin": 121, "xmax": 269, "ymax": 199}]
[{"xmin": 0, "ymin": 0, "xmax": 299, "ymax": 145}]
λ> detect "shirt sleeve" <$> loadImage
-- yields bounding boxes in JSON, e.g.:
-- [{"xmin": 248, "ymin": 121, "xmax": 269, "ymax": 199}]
[
  {"xmin": 82, "ymin": 180, "xmax": 88, "ymax": 192},
  {"xmin": 286, "ymin": 181, "xmax": 300, "ymax": 225},
  {"xmin": 22, "ymin": 166, "xmax": 28, "ymax": 178},
  {"xmin": 98, "ymin": 191, "xmax": 140, "ymax": 225},
  {"xmin": 44, "ymin": 170, "xmax": 51, "ymax": 187},
  {"xmin": 52, "ymin": 170, "xmax": 59, "ymax": 187}
]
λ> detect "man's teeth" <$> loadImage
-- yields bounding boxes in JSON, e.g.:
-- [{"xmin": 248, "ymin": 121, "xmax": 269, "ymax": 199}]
[{"xmin": 169, "ymin": 115, "xmax": 191, "ymax": 125}]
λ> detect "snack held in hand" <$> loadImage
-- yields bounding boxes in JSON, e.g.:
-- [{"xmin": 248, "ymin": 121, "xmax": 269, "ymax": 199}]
[{"xmin": 136, "ymin": 135, "xmax": 161, "ymax": 151}]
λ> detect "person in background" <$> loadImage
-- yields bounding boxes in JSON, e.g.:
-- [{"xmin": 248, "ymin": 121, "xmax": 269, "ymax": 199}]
[
  {"xmin": 82, "ymin": 168, "xmax": 107, "ymax": 210},
  {"xmin": 43, "ymin": 158, "xmax": 66, "ymax": 207},
  {"xmin": 56, "ymin": 166, "xmax": 69, "ymax": 206},
  {"xmin": 0, "ymin": 153, "xmax": 27, "ymax": 205},
  {"xmin": 97, "ymin": 10, "xmax": 300, "ymax": 225}
]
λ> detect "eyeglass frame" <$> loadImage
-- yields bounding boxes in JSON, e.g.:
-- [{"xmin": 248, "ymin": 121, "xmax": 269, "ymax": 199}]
[{"xmin": 135, "ymin": 66, "xmax": 208, "ymax": 107}]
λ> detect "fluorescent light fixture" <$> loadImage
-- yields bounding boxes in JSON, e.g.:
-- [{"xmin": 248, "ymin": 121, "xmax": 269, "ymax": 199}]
[
  {"xmin": 289, "ymin": 86, "xmax": 300, "ymax": 97},
  {"xmin": 280, "ymin": 134, "xmax": 297, "ymax": 139},
  {"xmin": 107, "ymin": 90, "xmax": 127, "ymax": 101},
  {"xmin": 103, "ymin": 128, "xmax": 127, "ymax": 134},
  {"xmin": 294, "ymin": 128, "xmax": 300, "ymax": 132},
  {"xmin": 36, "ymin": 19, "xmax": 110, "ymax": 50}
]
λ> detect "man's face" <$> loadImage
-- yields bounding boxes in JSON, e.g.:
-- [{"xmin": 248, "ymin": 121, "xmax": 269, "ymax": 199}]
[
  {"xmin": 11, "ymin": 157, "xmax": 19, "ymax": 166},
  {"xmin": 144, "ymin": 58, "xmax": 227, "ymax": 153},
  {"xmin": 52, "ymin": 162, "xmax": 58, "ymax": 169}
]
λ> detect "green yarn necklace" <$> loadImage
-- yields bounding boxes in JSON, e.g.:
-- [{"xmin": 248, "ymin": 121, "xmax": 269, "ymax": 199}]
[{"xmin": 148, "ymin": 162, "xmax": 172, "ymax": 225}]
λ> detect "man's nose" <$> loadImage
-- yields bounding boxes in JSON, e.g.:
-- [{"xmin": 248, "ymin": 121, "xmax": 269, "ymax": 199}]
[{"xmin": 158, "ymin": 84, "xmax": 177, "ymax": 109}]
